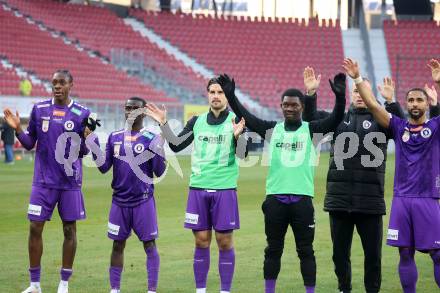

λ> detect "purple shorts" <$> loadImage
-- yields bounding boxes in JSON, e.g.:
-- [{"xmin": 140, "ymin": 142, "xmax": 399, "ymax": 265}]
[
  {"xmin": 107, "ymin": 198, "xmax": 158, "ymax": 241},
  {"xmin": 387, "ymin": 196, "xmax": 440, "ymax": 251},
  {"xmin": 184, "ymin": 188, "xmax": 240, "ymax": 231},
  {"xmin": 27, "ymin": 185, "xmax": 86, "ymax": 222}
]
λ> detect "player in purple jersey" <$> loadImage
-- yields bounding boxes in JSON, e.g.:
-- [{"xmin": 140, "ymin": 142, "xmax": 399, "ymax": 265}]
[
  {"xmin": 343, "ymin": 58, "xmax": 440, "ymax": 292},
  {"xmin": 3, "ymin": 70, "xmax": 99, "ymax": 293},
  {"xmin": 90, "ymin": 97, "xmax": 165, "ymax": 293}
]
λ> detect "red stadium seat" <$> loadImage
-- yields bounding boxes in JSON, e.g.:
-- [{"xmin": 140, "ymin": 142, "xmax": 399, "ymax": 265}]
[{"xmin": 383, "ymin": 19, "xmax": 440, "ymax": 105}]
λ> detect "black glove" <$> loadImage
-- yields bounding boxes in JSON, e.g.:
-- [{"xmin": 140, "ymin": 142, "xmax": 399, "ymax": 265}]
[
  {"xmin": 329, "ymin": 73, "xmax": 346, "ymax": 99},
  {"xmin": 217, "ymin": 74, "xmax": 236, "ymax": 100},
  {"xmin": 82, "ymin": 113, "xmax": 101, "ymax": 131}
]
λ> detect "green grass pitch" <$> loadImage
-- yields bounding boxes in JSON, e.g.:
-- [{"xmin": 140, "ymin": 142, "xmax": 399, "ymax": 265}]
[{"xmin": 0, "ymin": 154, "xmax": 437, "ymax": 292}]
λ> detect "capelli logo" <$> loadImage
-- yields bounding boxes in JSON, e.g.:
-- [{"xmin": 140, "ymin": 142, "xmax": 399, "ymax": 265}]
[
  {"xmin": 275, "ymin": 141, "xmax": 304, "ymax": 151},
  {"xmin": 198, "ymin": 135, "xmax": 227, "ymax": 144}
]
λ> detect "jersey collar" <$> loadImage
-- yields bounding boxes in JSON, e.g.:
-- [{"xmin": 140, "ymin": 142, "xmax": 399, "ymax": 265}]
[{"xmin": 51, "ymin": 98, "xmax": 73, "ymax": 108}]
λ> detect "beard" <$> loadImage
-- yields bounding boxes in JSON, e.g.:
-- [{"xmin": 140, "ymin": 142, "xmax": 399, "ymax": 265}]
[{"xmin": 408, "ymin": 109, "xmax": 424, "ymax": 120}]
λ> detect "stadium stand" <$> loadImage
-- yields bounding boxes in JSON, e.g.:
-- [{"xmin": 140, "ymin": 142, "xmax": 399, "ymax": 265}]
[
  {"xmin": 130, "ymin": 10, "xmax": 345, "ymax": 110},
  {"xmin": 0, "ymin": 4, "xmax": 174, "ymax": 102},
  {"xmin": 4, "ymin": 0, "xmax": 207, "ymax": 98},
  {"xmin": 0, "ymin": 65, "xmax": 48, "ymax": 96},
  {"xmin": 383, "ymin": 20, "xmax": 440, "ymax": 104}
]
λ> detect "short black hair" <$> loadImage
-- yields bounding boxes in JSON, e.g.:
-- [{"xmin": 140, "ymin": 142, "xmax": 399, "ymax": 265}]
[
  {"xmin": 127, "ymin": 96, "xmax": 146, "ymax": 106},
  {"xmin": 54, "ymin": 69, "xmax": 73, "ymax": 83},
  {"xmin": 406, "ymin": 88, "xmax": 429, "ymax": 100},
  {"xmin": 281, "ymin": 88, "xmax": 305, "ymax": 104},
  {"xmin": 206, "ymin": 77, "xmax": 220, "ymax": 91}
]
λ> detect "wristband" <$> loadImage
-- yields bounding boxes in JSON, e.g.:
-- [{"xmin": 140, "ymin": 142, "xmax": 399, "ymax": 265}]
[{"xmin": 353, "ymin": 76, "xmax": 363, "ymax": 85}]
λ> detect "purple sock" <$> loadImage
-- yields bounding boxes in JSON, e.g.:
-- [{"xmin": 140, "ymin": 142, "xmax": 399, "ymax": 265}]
[
  {"xmin": 60, "ymin": 268, "xmax": 73, "ymax": 282},
  {"xmin": 145, "ymin": 246, "xmax": 160, "ymax": 291},
  {"xmin": 265, "ymin": 279, "xmax": 276, "ymax": 293},
  {"xmin": 305, "ymin": 285, "xmax": 315, "ymax": 293},
  {"xmin": 219, "ymin": 248, "xmax": 235, "ymax": 291},
  {"xmin": 194, "ymin": 247, "xmax": 210, "ymax": 289},
  {"xmin": 399, "ymin": 249, "xmax": 417, "ymax": 293},
  {"xmin": 29, "ymin": 267, "xmax": 41, "ymax": 283},
  {"xmin": 430, "ymin": 249, "xmax": 440, "ymax": 288},
  {"xmin": 109, "ymin": 266, "xmax": 122, "ymax": 290}
]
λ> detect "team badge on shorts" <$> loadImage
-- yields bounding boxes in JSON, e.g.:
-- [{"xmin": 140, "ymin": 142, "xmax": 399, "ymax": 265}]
[
  {"xmin": 134, "ymin": 143, "xmax": 145, "ymax": 154},
  {"xmin": 42, "ymin": 119, "xmax": 49, "ymax": 132},
  {"xmin": 363, "ymin": 120, "xmax": 372, "ymax": 129},
  {"xmin": 64, "ymin": 120, "xmax": 75, "ymax": 131},
  {"xmin": 421, "ymin": 127, "xmax": 432, "ymax": 138},
  {"xmin": 387, "ymin": 229, "xmax": 399, "ymax": 240}
]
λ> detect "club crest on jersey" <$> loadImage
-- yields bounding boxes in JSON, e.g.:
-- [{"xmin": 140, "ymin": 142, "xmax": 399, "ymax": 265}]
[
  {"xmin": 113, "ymin": 144, "xmax": 121, "ymax": 157},
  {"xmin": 41, "ymin": 119, "xmax": 49, "ymax": 132},
  {"xmin": 64, "ymin": 120, "xmax": 74, "ymax": 131},
  {"xmin": 363, "ymin": 120, "xmax": 372, "ymax": 129},
  {"xmin": 421, "ymin": 127, "xmax": 432, "ymax": 138},
  {"xmin": 53, "ymin": 110, "xmax": 65, "ymax": 117},
  {"xmin": 134, "ymin": 143, "xmax": 145, "ymax": 154},
  {"xmin": 402, "ymin": 130, "xmax": 410, "ymax": 142}
]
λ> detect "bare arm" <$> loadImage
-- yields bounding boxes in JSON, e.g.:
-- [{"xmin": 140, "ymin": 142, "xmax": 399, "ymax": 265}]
[{"xmin": 343, "ymin": 58, "xmax": 390, "ymax": 128}]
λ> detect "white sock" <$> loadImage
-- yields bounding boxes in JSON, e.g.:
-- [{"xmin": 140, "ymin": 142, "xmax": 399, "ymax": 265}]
[
  {"xmin": 30, "ymin": 282, "xmax": 40, "ymax": 288},
  {"xmin": 196, "ymin": 289, "xmax": 206, "ymax": 293},
  {"xmin": 220, "ymin": 291, "xmax": 230, "ymax": 293},
  {"xmin": 59, "ymin": 280, "xmax": 68, "ymax": 287},
  {"xmin": 110, "ymin": 290, "xmax": 120, "ymax": 293},
  {"xmin": 148, "ymin": 291, "xmax": 156, "ymax": 293}
]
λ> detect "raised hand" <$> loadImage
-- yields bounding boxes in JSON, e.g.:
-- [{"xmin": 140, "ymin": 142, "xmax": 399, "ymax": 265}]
[
  {"xmin": 424, "ymin": 83, "xmax": 438, "ymax": 106},
  {"xmin": 303, "ymin": 66, "xmax": 321, "ymax": 95},
  {"xmin": 377, "ymin": 77, "xmax": 395, "ymax": 103},
  {"xmin": 329, "ymin": 73, "xmax": 346, "ymax": 98},
  {"xmin": 3, "ymin": 108, "xmax": 22, "ymax": 131},
  {"xmin": 428, "ymin": 59, "xmax": 440, "ymax": 84},
  {"xmin": 145, "ymin": 103, "xmax": 167, "ymax": 125},
  {"xmin": 342, "ymin": 58, "xmax": 360, "ymax": 79},
  {"xmin": 217, "ymin": 74, "xmax": 236, "ymax": 99},
  {"xmin": 82, "ymin": 113, "xmax": 101, "ymax": 137},
  {"xmin": 232, "ymin": 117, "xmax": 245, "ymax": 139}
]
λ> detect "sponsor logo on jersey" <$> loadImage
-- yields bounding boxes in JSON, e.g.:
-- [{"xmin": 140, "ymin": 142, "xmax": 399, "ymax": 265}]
[
  {"xmin": 71, "ymin": 108, "xmax": 82, "ymax": 116},
  {"xmin": 275, "ymin": 141, "xmax": 304, "ymax": 151},
  {"xmin": 42, "ymin": 119, "xmax": 49, "ymax": 132},
  {"xmin": 114, "ymin": 144, "xmax": 121, "ymax": 157},
  {"xmin": 387, "ymin": 229, "xmax": 399, "ymax": 241},
  {"xmin": 143, "ymin": 131, "xmax": 154, "ymax": 139},
  {"xmin": 125, "ymin": 135, "xmax": 137, "ymax": 142},
  {"xmin": 421, "ymin": 127, "xmax": 432, "ymax": 138},
  {"xmin": 402, "ymin": 130, "xmax": 410, "ymax": 142},
  {"xmin": 53, "ymin": 110, "xmax": 66, "ymax": 117},
  {"xmin": 198, "ymin": 134, "xmax": 227, "ymax": 144}
]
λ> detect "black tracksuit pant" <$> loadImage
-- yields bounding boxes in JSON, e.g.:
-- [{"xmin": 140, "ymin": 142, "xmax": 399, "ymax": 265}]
[
  {"xmin": 262, "ymin": 195, "xmax": 316, "ymax": 286},
  {"xmin": 329, "ymin": 211, "xmax": 383, "ymax": 293}
]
